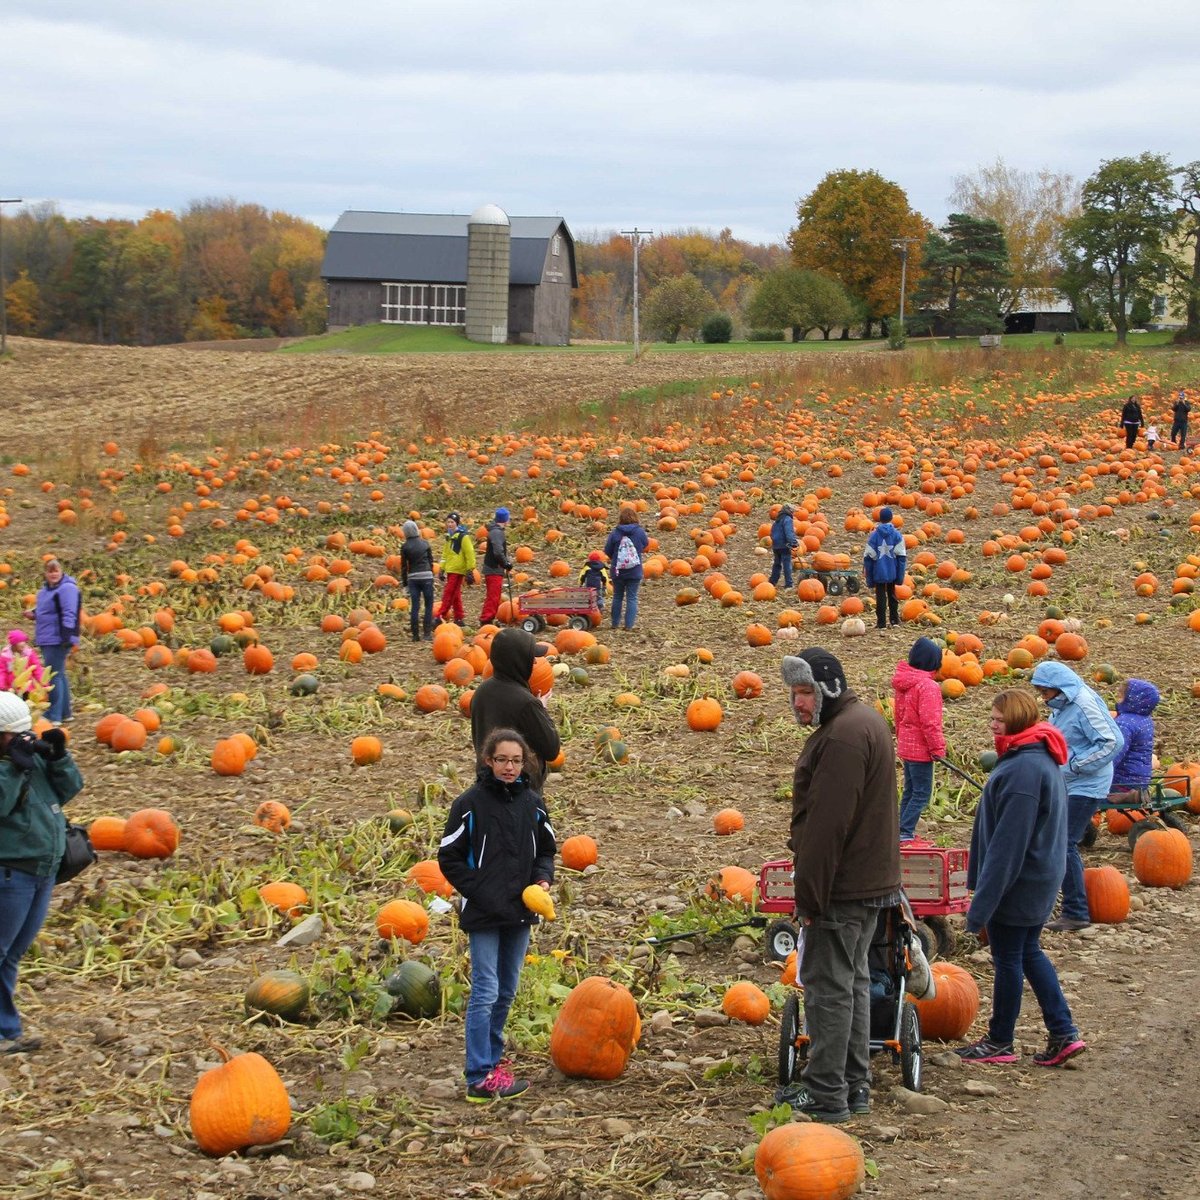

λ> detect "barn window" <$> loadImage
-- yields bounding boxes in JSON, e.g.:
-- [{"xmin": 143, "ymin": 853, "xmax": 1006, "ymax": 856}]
[
  {"xmin": 551, "ymin": 235, "xmax": 562, "ymax": 257},
  {"xmin": 382, "ymin": 282, "xmax": 466, "ymax": 325}
]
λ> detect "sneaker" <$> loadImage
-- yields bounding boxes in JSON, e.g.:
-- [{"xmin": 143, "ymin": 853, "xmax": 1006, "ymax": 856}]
[
  {"xmin": 1033, "ymin": 1035, "xmax": 1086, "ymax": 1067},
  {"xmin": 848, "ymin": 1084, "xmax": 870, "ymax": 1115},
  {"xmin": 954, "ymin": 1037, "xmax": 1017, "ymax": 1064},
  {"xmin": 0, "ymin": 1036, "xmax": 42, "ymax": 1054},
  {"xmin": 1046, "ymin": 916, "xmax": 1090, "ymax": 932},
  {"xmin": 465, "ymin": 1065, "xmax": 529, "ymax": 1103},
  {"xmin": 773, "ymin": 1084, "xmax": 851, "ymax": 1124}
]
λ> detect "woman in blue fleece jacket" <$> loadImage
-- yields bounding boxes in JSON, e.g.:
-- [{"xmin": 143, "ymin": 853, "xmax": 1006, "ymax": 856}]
[
  {"xmin": 1029, "ymin": 661, "xmax": 1123, "ymax": 930},
  {"xmin": 956, "ymin": 688, "xmax": 1085, "ymax": 1068}
]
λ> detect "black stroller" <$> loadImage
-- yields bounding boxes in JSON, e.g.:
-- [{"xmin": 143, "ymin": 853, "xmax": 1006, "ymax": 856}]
[{"xmin": 778, "ymin": 900, "xmax": 923, "ymax": 1094}]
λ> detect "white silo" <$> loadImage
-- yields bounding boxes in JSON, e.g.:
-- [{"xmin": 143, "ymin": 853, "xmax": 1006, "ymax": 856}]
[{"xmin": 465, "ymin": 203, "xmax": 511, "ymax": 344}]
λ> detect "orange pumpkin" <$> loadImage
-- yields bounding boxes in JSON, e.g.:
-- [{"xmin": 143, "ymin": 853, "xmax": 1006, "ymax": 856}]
[
  {"xmin": 189, "ymin": 1048, "xmax": 291, "ymax": 1157},
  {"xmin": 560, "ymin": 834, "xmax": 599, "ymax": 870},
  {"xmin": 686, "ymin": 697, "xmax": 724, "ymax": 731},
  {"xmin": 909, "ymin": 962, "xmax": 980, "ymax": 1039},
  {"xmin": 242, "ymin": 644, "xmax": 274, "ymax": 674},
  {"xmin": 1054, "ymin": 631, "xmax": 1089, "ymax": 661},
  {"xmin": 754, "ymin": 1123, "xmax": 865, "ymax": 1200},
  {"xmin": 110, "ymin": 717, "xmax": 148, "ymax": 752},
  {"xmin": 712, "ymin": 807, "xmax": 746, "ymax": 835},
  {"xmin": 350, "ymin": 735, "xmax": 383, "ymax": 765},
  {"xmin": 731, "ymin": 670, "xmax": 763, "ymax": 699},
  {"xmin": 253, "ymin": 801, "xmax": 291, "ymax": 833},
  {"xmin": 414, "ymin": 684, "xmax": 450, "ymax": 712},
  {"xmin": 211, "ymin": 738, "xmax": 248, "ymax": 776},
  {"xmin": 375, "ymin": 898, "xmax": 430, "ymax": 944},
  {"xmin": 123, "ymin": 808, "xmax": 180, "ymax": 859},
  {"xmin": 1132, "ymin": 827, "xmax": 1193, "ymax": 888},
  {"xmin": 722, "ymin": 981, "xmax": 770, "ymax": 1025},
  {"xmin": 88, "ymin": 815, "xmax": 127, "ymax": 851},
  {"xmin": 407, "ymin": 858, "xmax": 454, "ymax": 898},
  {"xmin": 549, "ymin": 976, "xmax": 641, "ymax": 1080},
  {"xmin": 706, "ymin": 865, "xmax": 757, "ymax": 904},
  {"xmin": 258, "ymin": 881, "xmax": 309, "ymax": 916},
  {"xmin": 1083, "ymin": 864, "xmax": 1129, "ymax": 923}
]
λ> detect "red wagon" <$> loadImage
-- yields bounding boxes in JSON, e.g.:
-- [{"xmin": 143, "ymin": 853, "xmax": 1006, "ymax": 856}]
[{"xmin": 515, "ymin": 586, "xmax": 600, "ymax": 633}]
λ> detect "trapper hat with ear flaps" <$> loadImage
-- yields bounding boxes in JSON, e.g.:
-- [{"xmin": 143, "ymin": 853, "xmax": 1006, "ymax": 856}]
[
  {"xmin": 0, "ymin": 692, "xmax": 33, "ymax": 734},
  {"xmin": 781, "ymin": 648, "xmax": 847, "ymax": 725}
]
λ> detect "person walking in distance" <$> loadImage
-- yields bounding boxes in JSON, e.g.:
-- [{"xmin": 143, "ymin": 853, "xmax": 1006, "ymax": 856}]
[
  {"xmin": 400, "ymin": 520, "xmax": 436, "ymax": 642},
  {"xmin": 603, "ymin": 506, "xmax": 650, "ymax": 631},
  {"xmin": 1171, "ymin": 388, "xmax": 1191, "ymax": 450},
  {"xmin": 480, "ymin": 508, "xmax": 513, "ymax": 625},
  {"xmin": 863, "ymin": 508, "xmax": 906, "ymax": 631},
  {"xmin": 768, "ymin": 503, "xmax": 799, "ymax": 589},
  {"xmin": 439, "ymin": 512, "xmax": 476, "ymax": 627},
  {"xmin": 1119, "ymin": 395, "xmax": 1144, "ymax": 450}
]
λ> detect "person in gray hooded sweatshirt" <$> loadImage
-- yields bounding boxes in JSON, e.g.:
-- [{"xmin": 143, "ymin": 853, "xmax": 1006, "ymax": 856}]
[
  {"xmin": 400, "ymin": 520, "xmax": 436, "ymax": 641},
  {"xmin": 777, "ymin": 648, "xmax": 901, "ymax": 1123}
]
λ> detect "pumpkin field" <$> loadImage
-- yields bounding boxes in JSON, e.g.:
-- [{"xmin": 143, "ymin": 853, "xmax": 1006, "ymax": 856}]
[{"xmin": 2, "ymin": 336, "xmax": 1199, "ymax": 1200}]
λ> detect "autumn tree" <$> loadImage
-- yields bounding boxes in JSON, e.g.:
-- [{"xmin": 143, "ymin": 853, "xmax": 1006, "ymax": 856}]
[
  {"xmin": 644, "ymin": 273, "xmax": 715, "ymax": 343},
  {"xmin": 913, "ymin": 214, "xmax": 1010, "ymax": 337},
  {"xmin": 1059, "ymin": 153, "xmax": 1177, "ymax": 345},
  {"xmin": 3, "ymin": 270, "xmax": 40, "ymax": 335},
  {"xmin": 1172, "ymin": 161, "xmax": 1200, "ymax": 342},
  {"xmin": 788, "ymin": 169, "xmax": 929, "ymax": 337},
  {"xmin": 747, "ymin": 268, "xmax": 855, "ymax": 340},
  {"xmin": 950, "ymin": 158, "xmax": 1078, "ymax": 311}
]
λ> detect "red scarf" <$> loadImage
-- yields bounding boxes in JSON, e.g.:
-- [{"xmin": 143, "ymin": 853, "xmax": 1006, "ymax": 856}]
[{"xmin": 994, "ymin": 720, "xmax": 1068, "ymax": 764}]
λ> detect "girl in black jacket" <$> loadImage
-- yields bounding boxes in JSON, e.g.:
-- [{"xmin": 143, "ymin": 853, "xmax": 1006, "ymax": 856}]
[{"xmin": 438, "ymin": 728, "xmax": 556, "ymax": 1102}]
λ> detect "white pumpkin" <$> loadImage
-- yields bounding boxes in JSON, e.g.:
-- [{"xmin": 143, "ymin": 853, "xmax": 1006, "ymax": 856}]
[
  {"xmin": 1062, "ymin": 617, "xmax": 1083, "ymax": 632},
  {"xmin": 841, "ymin": 617, "xmax": 867, "ymax": 638},
  {"xmin": 776, "ymin": 625, "xmax": 800, "ymax": 641}
]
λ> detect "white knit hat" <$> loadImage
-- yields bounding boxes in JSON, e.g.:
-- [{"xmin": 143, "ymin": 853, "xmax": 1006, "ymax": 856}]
[{"xmin": 0, "ymin": 692, "xmax": 33, "ymax": 734}]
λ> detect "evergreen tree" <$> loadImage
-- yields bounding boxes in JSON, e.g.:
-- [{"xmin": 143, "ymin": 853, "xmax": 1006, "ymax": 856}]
[{"xmin": 913, "ymin": 214, "xmax": 1010, "ymax": 337}]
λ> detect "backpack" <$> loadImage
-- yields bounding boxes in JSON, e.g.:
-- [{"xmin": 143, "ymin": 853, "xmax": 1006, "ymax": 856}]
[{"xmin": 613, "ymin": 535, "xmax": 640, "ymax": 573}]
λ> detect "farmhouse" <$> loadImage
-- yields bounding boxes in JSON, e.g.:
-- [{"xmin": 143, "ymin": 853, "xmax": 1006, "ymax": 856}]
[{"xmin": 320, "ymin": 207, "xmax": 577, "ymax": 345}]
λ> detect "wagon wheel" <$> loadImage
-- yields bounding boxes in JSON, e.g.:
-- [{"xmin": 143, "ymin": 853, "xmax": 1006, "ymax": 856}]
[
  {"xmin": 568, "ymin": 615, "xmax": 590, "ymax": 631},
  {"xmin": 778, "ymin": 993, "xmax": 807, "ymax": 1087},
  {"xmin": 520, "ymin": 616, "xmax": 543, "ymax": 635},
  {"xmin": 764, "ymin": 919, "xmax": 799, "ymax": 963},
  {"xmin": 899, "ymin": 1002, "xmax": 922, "ymax": 1091},
  {"xmin": 844, "ymin": 574, "xmax": 861, "ymax": 594},
  {"xmin": 1160, "ymin": 810, "xmax": 1190, "ymax": 834},
  {"xmin": 825, "ymin": 575, "xmax": 844, "ymax": 596},
  {"xmin": 924, "ymin": 916, "xmax": 956, "ymax": 961}
]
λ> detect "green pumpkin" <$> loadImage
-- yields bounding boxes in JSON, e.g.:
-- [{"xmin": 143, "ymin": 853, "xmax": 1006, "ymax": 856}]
[
  {"xmin": 244, "ymin": 969, "xmax": 310, "ymax": 1021},
  {"xmin": 385, "ymin": 961, "xmax": 441, "ymax": 1019},
  {"xmin": 387, "ymin": 808, "xmax": 414, "ymax": 833},
  {"xmin": 568, "ymin": 666, "xmax": 591, "ymax": 687},
  {"xmin": 289, "ymin": 673, "xmax": 320, "ymax": 696},
  {"xmin": 977, "ymin": 749, "xmax": 999, "ymax": 773},
  {"xmin": 210, "ymin": 633, "xmax": 236, "ymax": 657}
]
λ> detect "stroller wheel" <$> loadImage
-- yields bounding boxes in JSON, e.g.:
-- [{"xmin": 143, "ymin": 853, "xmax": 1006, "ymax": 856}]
[
  {"xmin": 900, "ymin": 1002, "xmax": 922, "ymax": 1091},
  {"xmin": 778, "ymin": 993, "xmax": 807, "ymax": 1087},
  {"xmin": 764, "ymin": 919, "xmax": 799, "ymax": 963}
]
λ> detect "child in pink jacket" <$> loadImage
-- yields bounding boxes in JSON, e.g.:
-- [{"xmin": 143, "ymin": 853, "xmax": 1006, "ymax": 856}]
[
  {"xmin": 892, "ymin": 636, "xmax": 946, "ymax": 842},
  {"xmin": 0, "ymin": 630, "xmax": 45, "ymax": 698}
]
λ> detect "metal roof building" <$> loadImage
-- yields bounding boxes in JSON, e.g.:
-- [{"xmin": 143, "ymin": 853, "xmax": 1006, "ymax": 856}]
[{"xmin": 320, "ymin": 209, "xmax": 577, "ymax": 345}]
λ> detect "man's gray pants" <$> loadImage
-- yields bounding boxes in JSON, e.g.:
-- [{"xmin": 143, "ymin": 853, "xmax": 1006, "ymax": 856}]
[{"xmin": 798, "ymin": 899, "xmax": 876, "ymax": 1109}]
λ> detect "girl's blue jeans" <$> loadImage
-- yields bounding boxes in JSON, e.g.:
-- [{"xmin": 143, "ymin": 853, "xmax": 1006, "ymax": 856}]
[
  {"xmin": 898, "ymin": 759, "xmax": 934, "ymax": 840},
  {"xmin": 464, "ymin": 924, "xmax": 531, "ymax": 1085},
  {"xmin": 611, "ymin": 577, "xmax": 641, "ymax": 630}
]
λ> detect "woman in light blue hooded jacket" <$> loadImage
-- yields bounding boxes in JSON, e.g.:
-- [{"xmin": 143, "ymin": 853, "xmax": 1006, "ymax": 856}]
[{"xmin": 1029, "ymin": 661, "xmax": 1124, "ymax": 931}]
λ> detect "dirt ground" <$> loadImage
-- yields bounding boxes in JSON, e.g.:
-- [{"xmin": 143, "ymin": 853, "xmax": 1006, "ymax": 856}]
[{"xmin": 1, "ymin": 339, "xmax": 1199, "ymax": 1200}]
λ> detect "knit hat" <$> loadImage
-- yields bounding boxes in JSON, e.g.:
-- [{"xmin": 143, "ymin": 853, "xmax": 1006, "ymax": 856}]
[
  {"xmin": 402, "ymin": 520, "xmax": 420, "ymax": 538},
  {"xmin": 446, "ymin": 511, "xmax": 461, "ymax": 524},
  {"xmin": 908, "ymin": 636, "xmax": 942, "ymax": 673},
  {"xmin": 879, "ymin": 507, "xmax": 894, "ymax": 523},
  {"xmin": 780, "ymin": 503, "xmax": 794, "ymax": 515},
  {"xmin": 588, "ymin": 551, "xmax": 604, "ymax": 562},
  {"xmin": 0, "ymin": 692, "xmax": 32, "ymax": 734},
  {"xmin": 495, "ymin": 507, "xmax": 510, "ymax": 524},
  {"xmin": 781, "ymin": 648, "xmax": 848, "ymax": 726},
  {"xmin": 7, "ymin": 630, "xmax": 29, "ymax": 648}
]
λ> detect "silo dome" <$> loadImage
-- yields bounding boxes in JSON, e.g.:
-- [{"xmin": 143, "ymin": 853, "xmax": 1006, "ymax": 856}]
[{"xmin": 469, "ymin": 203, "xmax": 509, "ymax": 227}]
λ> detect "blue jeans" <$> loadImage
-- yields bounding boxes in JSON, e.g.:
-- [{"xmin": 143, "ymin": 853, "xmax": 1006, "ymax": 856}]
[
  {"xmin": 40, "ymin": 643, "xmax": 72, "ymax": 723},
  {"xmin": 898, "ymin": 759, "xmax": 934, "ymax": 840},
  {"xmin": 1061, "ymin": 792, "xmax": 1099, "ymax": 921},
  {"xmin": 985, "ymin": 920, "xmax": 1076, "ymax": 1045},
  {"xmin": 407, "ymin": 579, "xmax": 435, "ymax": 638},
  {"xmin": 464, "ymin": 924, "xmax": 530, "ymax": 1085},
  {"xmin": 0, "ymin": 867, "xmax": 55, "ymax": 1040},
  {"xmin": 611, "ymin": 576, "xmax": 641, "ymax": 630},
  {"xmin": 769, "ymin": 549, "xmax": 794, "ymax": 588}
]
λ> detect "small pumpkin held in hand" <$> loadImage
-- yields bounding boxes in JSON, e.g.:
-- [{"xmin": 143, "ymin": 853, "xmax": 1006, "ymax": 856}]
[{"xmin": 521, "ymin": 884, "xmax": 556, "ymax": 921}]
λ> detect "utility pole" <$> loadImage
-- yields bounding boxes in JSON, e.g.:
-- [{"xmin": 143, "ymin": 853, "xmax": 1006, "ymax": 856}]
[
  {"xmin": 892, "ymin": 236, "xmax": 919, "ymax": 338},
  {"xmin": 621, "ymin": 227, "xmax": 651, "ymax": 358},
  {"xmin": 0, "ymin": 197, "xmax": 23, "ymax": 356}
]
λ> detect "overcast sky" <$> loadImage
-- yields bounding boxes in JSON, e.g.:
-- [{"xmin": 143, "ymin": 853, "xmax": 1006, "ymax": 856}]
[{"xmin": 8, "ymin": 0, "xmax": 1198, "ymax": 245}]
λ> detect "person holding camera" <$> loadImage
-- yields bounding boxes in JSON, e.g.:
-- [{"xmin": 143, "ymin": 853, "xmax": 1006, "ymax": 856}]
[{"xmin": 0, "ymin": 693, "xmax": 84, "ymax": 1054}]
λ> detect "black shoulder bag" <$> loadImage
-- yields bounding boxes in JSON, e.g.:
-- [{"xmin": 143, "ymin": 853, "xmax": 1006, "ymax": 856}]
[{"xmin": 15, "ymin": 774, "xmax": 95, "ymax": 885}]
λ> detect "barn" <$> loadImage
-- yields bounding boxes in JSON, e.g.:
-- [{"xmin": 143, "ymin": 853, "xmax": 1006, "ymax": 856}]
[{"xmin": 320, "ymin": 207, "xmax": 577, "ymax": 345}]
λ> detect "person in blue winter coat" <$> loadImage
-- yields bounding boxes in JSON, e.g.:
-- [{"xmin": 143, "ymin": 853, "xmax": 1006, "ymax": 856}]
[
  {"xmin": 24, "ymin": 559, "xmax": 80, "ymax": 725},
  {"xmin": 955, "ymin": 688, "xmax": 1085, "ymax": 1067},
  {"xmin": 1029, "ymin": 661, "xmax": 1123, "ymax": 932},
  {"xmin": 603, "ymin": 507, "xmax": 650, "ymax": 631},
  {"xmin": 863, "ymin": 508, "xmax": 906, "ymax": 631},
  {"xmin": 1109, "ymin": 678, "xmax": 1159, "ymax": 793},
  {"xmin": 578, "ymin": 552, "xmax": 610, "ymax": 615},
  {"xmin": 769, "ymin": 503, "xmax": 799, "ymax": 588}
]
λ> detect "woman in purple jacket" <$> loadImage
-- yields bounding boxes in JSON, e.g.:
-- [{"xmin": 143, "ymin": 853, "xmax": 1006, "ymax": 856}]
[{"xmin": 25, "ymin": 560, "xmax": 80, "ymax": 725}]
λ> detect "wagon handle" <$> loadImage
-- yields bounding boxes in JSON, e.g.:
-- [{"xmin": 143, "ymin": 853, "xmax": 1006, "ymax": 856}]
[{"xmin": 934, "ymin": 756, "xmax": 984, "ymax": 791}]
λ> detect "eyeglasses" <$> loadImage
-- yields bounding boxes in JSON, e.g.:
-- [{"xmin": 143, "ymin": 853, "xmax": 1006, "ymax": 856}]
[{"xmin": 491, "ymin": 756, "xmax": 524, "ymax": 766}]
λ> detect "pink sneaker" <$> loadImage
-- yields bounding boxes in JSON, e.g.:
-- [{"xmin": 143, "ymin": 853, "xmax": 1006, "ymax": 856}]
[{"xmin": 466, "ymin": 1065, "xmax": 529, "ymax": 1102}]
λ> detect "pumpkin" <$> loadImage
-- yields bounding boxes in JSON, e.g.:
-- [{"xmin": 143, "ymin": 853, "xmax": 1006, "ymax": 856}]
[
  {"xmin": 88, "ymin": 815, "xmax": 127, "ymax": 851},
  {"xmin": 754, "ymin": 1123, "xmax": 865, "ymax": 1200},
  {"xmin": 686, "ymin": 697, "xmax": 724, "ymax": 731},
  {"xmin": 376, "ymin": 898, "xmax": 430, "ymax": 944},
  {"xmin": 746, "ymin": 623, "xmax": 774, "ymax": 647},
  {"xmin": 560, "ymin": 834, "xmax": 598, "ymax": 870},
  {"xmin": 521, "ymin": 884, "xmax": 556, "ymax": 920},
  {"xmin": 909, "ymin": 962, "xmax": 980, "ymax": 1039},
  {"xmin": 1083, "ymin": 864, "xmax": 1129, "ymax": 923},
  {"xmin": 721, "ymin": 980, "xmax": 770, "ymax": 1025},
  {"xmin": 1162, "ymin": 761, "xmax": 1200, "ymax": 813},
  {"xmin": 289, "ymin": 672, "xmax": 319, "ymax": 696},
  {"xmin": 385, "ymin": 960, "xmax": 442, "ymax": 1019},
  {"xmin": 706, "ymin": 865, "xmax": 757, "ymax": 904},
  {"xmin": 242, "ymin": 644, "xmax": 274, "ymax": 674},
  {"xmin": 110, "ymin": 717, "xmax": 148, "ymax": 752},
  {"xmin": 549, "ymin": 976, "xmax": 640, "ymax": 1080},
  {"xmin": 407, "ymin": 858, "xmax": 454, "ymax": 898},
  {"xmin": 123, "ymin": 808, "xmax": 179, "ymax": 859},
  {"xmin": 244, "ymin": 970, "xmax": 310, "ymax": 1021},
  {"xmin": 731, "ymin": 670, "xmax": 763, "ymax": 699},
  {"xmin": 253, "ymin": 801, "xmax": 291, "ymax": 833},
  {"xmin": 258, "ymin": 881, "xmax": 309, "ymax": 917},
  {"xmin": 1132, "ymin": 827, "xmax": 1193, "ymax": 888},
  {"xmin": 414, "ymin": 684, "xmax": 449, "ymax": 712},
  {"xmin": 211, "ymin": 738, "xmax": 247, "ymax": 776},
  {"xmin": 351, "ymin": 735, "xmax": 383, "ymax": 765},
  {"xmin": 1055, "ymin": 631, "xmax": 1089, "ymax": 661},
  {"xmin": 190, "ymin": 1048, "xmax": 291, "ymax": 1157},
  {"xmin": 779, "ymin": 949, "xmax": 798, "ymax": 988},
  {"xmin": 840, "ymin": 616, "xmax": 867, "ymax": 637},
  {"xmin": 387, "ymin": 808, "xmax": 414, "ymax": 833},
  {"xmin": 712, "ymin": 807, "xmax": 745, "ymax": 835}
]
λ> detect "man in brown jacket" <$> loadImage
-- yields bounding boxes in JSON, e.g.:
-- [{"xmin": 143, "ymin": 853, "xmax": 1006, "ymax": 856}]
[{"xmin": 779, "ymin": 648, "xmax": 901, "ymax": 1122}]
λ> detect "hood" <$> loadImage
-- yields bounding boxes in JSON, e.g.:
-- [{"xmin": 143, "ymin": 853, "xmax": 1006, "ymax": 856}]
[
  {"xmin": 488, "ymin": 627, "xmax": 537, "ymax": 684},
  {"xmin": 613, "ymin": 521, "xmax": 642, "ymax": 535},
  {"xmin": 1029, "ymin": 660, "xmax": 1085, "ymax": 703},
  {"xmin": 995, "ymin": 720, "xmax": 1069, "ymax": 764},
  {"xmin": 1117, "ymin": 678, "xmax": 1160, "ymax": 716},
  {"xmin": 402, "ymin": 520, "xmax": 421, "ymax": 538},
  {"xmin": 892, "ymin": 660, "xmax": 933, "ymax": 692}
]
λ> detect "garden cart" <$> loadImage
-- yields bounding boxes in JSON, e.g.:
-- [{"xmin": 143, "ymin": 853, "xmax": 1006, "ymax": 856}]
[
  {"xmin": 1080, "ymin": 774, "xmax": 1194, "ymax": 851},
  {"xmin": 514, "ymin": 585, "xmax": 600, "ymax": 633}
]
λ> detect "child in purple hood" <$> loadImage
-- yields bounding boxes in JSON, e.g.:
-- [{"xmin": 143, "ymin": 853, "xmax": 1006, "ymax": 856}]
[{"xmin": 1109, "ymin": 678, "xmax": 1159, "ymax": 793}]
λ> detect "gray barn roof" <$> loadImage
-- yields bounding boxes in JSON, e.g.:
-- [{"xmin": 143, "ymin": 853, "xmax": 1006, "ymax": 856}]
[{"xmin": 321, "ymin": 210, "xmax": 576, "ymax": 287}]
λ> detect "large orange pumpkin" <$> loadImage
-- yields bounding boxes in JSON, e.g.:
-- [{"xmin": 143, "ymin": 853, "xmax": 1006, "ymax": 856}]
[
  {"xmin": 721, "ymin": 981, "xmax": 770, "ymax": 1025},
  {"xmin": 706, "ymin": 865, "xmax": 757, "ymax": 904},
  {"xmin": 88, "ymin": 815, "xmax": 127, "ymax": 851},
  {"xmin": 754, "ymin": 1123, "xmax": 865, "ymax": 1200},
  {"xmin": 406, "ymin": 858, "xmax": 454, "ymax": 898},
  {"xmin": 189, "ymin": 1048, "xmax": 291, "ymax": 1157},
  {"xmin": 253, "ymin": 801, "xmax": 291, "ymax": 833},
  {"xmin": 1132, "ymin": 827, "xmax": 1193, "ymax": 888},
  {"xmin": 350, "ymin": 735, "xmax": 383, "ymax": 765},
  {"xmin": 732, "ymin": 670, "xmax": 764, "ymax": 699},
  {"xmin": 375, "ymin": 898, "xmax": 430, "ymax": 944},
  {"xmin": 686, "ymin": 697, "xmax": 724, "ymax": 731},
  {"xmin": 712, "ymin": 807, "xmax": 746, "ymax": 835},
  {"xmin": 258, "ymin": 882, "xmax": 309, "ymax": 917},
  {"xmin": 123, "ymin": 808, "xmax": 180, "ymax": 859},
  {"xmin": 549, "ymin": 976, "xmax": 640, "ymax": 1080},
  {"xmin": 1083, "ymin": 864, "xmax": 1129, "ymax": 923},
  {"xmin": 909, "ymin": 962, "xmax": 980, "ymax": 1039}
]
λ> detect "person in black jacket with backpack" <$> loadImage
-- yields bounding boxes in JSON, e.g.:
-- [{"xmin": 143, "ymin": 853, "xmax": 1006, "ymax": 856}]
[
  {"xmin": 1119, "ymin": 396, "xmax": 1144, "ymax": 450},
  {"xmin": 400, "ymin": 520, "xmax": 436, "ymax": 641},
  {"xmin": 438, "ymin": 728, "xmax": 556, "ymax": 1102}
]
